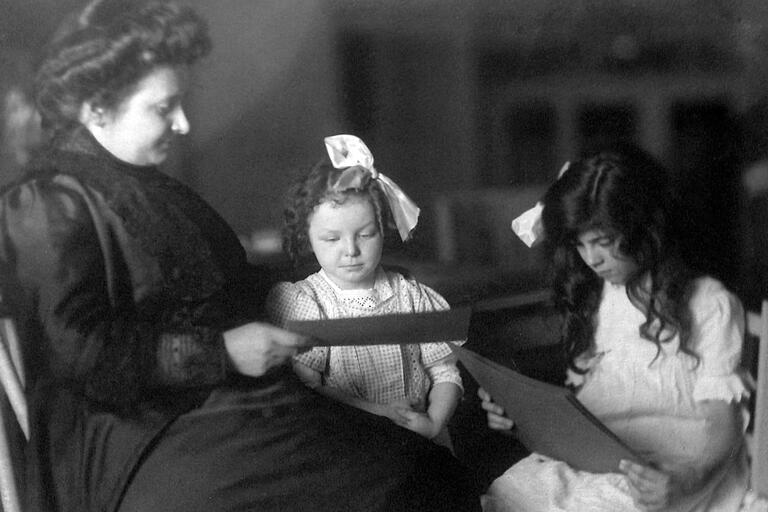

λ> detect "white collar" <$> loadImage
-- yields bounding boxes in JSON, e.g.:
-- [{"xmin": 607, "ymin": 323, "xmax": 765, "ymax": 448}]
[{"xmin": 319, "ymin": 269, "xmax": 376, "ymax": 296}]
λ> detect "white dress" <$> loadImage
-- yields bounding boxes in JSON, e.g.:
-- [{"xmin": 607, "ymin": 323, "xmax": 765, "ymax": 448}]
[{"xmin": 483, "ymin": 277, "xmax": 766, "ymax": 512}]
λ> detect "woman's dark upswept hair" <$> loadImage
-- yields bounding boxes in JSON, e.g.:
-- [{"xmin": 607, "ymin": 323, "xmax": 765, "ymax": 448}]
[
  {"xmin": 282, "ymin": 158, "xmax": 398, "ymax": 267},
  {"xmin": 35, "ymin": 0, "xmax": 211, "ymax": 137},
  {"xmin": 540, "ymin": 145, "xmax": 697, "ymax": 372}
]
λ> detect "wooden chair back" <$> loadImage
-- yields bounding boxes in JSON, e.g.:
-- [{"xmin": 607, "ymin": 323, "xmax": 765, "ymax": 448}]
[
  {"xmin": 0, "ymin": 316, "xmax": 27, "ymax": 512},
  {"xmin": 746, "ymin": 300, "xmax": 768, "ymax": 498}
]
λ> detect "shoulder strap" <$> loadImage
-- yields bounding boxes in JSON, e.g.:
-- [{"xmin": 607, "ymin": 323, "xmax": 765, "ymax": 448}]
[{"xmin": 292, "ymin": 277, "xmax": 334, "ymax": 374}]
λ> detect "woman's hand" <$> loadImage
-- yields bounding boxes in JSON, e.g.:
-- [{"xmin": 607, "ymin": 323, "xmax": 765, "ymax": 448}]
[
  {"xmin": 478, "ymin": 387, "xmax": 515, "ymax": 431},
  {"xmin": 619, "ymin": 459, "xmax": 674, "ymax": 511},
  {"xmin": 223, "ymin": 321, "xmax": 309, "ymax": 377}
]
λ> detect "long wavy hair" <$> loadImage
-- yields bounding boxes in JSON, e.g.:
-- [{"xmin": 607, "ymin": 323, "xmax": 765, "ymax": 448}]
[
  {"xmin": 540, "ymin": 145, "xmax": 698, "ymax": 372},
  {"xmin": 35, "ymin": 0, "xmax": 211, "ymax": 138},
  {"xmin": 282, "ymin": 158, "xmax": 399, "ymax": 268}
]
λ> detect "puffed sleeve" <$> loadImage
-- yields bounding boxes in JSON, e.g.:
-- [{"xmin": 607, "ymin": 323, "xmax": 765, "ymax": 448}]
[
  {"xmin": 425, "ymin": 362, "xmax": 463, "ymax": 390},
  {"xmin": 400, "ymin": 276, "xmax": 465, "ymax": 371},
  {"xmin": 266, "ymin": 281, "xmax": 329, "ymax": 373},
  {"xmin": 690, "ymin": 278, "xmax": 750, "ymax": 403},
  {"xmin": 0, "ymin": 178, "xmax": 228, "ymax": 407}
]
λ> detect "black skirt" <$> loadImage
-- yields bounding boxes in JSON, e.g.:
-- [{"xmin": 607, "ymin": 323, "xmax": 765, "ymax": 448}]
[{"xmin": 116, "ymin": 368, "xmax": 480, "ymax": 512}]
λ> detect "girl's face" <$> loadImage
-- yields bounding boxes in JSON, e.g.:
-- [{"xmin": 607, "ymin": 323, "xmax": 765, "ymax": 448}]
[
  {"xmin": 86, "ymin": 66, "xmax": 190, "ymax": 166},
  {"xmin": 308, "ymin": 196, "xmax": 383, "ymax": 290},
  {"xmin": 575, "ymin": 229, "xmax": 639, "ymax": 285}
]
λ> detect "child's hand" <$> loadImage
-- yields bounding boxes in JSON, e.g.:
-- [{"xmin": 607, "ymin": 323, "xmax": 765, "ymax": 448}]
[
  {"xmin": 378, "ymin": 399, "xmax": 415, "ymax": 424},
  {"xmin": 478, "ymin": 387, "xmax": 515, "ymax": 431},
  {"xmin": 379, "ymin": 400, "xmax": 440, "ymax": 439},
  {"xmin": 619, "ymin": 459, "xmax": 674, "ymax": 511},
  {"xmin": 395, "ymin": 409, "xmax": 441, "ymax": 440}
]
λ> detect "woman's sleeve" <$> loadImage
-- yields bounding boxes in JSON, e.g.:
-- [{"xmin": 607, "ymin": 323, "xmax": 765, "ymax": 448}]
[
  {"xmin": 0, "ymin": 179, "xmax": 227, "ymax": 407},
  {"xmin": 690, "ymin": 279, "xmax": 750, "ymax": 403},
  {"xmin": 266, "ymin": 281, "xmax": 328, "ymax": 373}
]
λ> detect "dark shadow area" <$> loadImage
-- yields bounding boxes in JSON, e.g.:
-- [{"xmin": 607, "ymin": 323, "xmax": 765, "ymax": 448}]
[{"xmin": 449, "ymin": 300, "xmax": 565, "ymax": 490}]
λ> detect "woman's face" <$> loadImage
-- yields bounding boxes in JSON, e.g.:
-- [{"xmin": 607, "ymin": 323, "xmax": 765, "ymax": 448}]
[
  {"xmin": 575, "ymin": 229, "xmax": 639, "ymax": 285},
  {"xmin": 307, "ymin": 196, "xmax": 383, "ymax": 290},
  {"xmin": 88, "ymin": 66, "xmax": 189, "ymax": 166}
]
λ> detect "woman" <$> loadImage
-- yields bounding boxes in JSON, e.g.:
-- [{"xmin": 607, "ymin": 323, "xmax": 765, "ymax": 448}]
[{"xmin": 0, "ymin": 1, "xmax": 479, "ymax": 510}]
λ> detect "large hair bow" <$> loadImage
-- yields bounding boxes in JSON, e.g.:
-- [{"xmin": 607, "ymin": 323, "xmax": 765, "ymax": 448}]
[
  {"xmin": 324, "ymin": 134, "xmax": 420, "ymax": 241},
  {"xmin": 511, "ymin": 162, "xmax": 570, "ymax": 247}
]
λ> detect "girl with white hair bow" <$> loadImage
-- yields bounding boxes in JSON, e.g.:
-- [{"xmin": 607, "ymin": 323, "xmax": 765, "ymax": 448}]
[{"xmin": 267, "ymin": 134, "xmax": 465, "ymax": 449}]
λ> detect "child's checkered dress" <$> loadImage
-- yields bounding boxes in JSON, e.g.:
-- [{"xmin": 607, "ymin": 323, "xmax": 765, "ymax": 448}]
[{"xmin": 266, "ymin": 268, "xmax": 463, "ymax": 409}]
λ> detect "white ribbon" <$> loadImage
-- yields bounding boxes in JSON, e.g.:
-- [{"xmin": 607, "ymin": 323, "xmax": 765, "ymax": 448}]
[
  {"xmin": 511, "ymin": 161, "xmax": 570, "ymax": 247},
  {"xmin": 511, "ymin": 202, "xmax": 545, "ymax": 248},
  {"xmin": 324, "ymin": 134, "xmax": 420, "ymax": 241}
]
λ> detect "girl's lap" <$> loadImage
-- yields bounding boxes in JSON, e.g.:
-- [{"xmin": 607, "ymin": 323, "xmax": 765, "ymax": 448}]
[
  {"xmin": 482, "ymin": 453, "xmax": 637, "ymax": 512},
  {"xmin": 482, "ymin": 443, "xmax": 753, "ymax": 512}
]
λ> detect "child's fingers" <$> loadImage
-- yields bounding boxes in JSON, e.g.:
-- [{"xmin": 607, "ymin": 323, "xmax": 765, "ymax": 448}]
[
  {"xmin": 619, "ymin": 460, "xmax": 667, "ymax": 486},
  {"xmin": 477, "ymin": 388, "xmax": 515, "ymax": 430},
  {"xmin": 619, "ymin": 460, "xmax": 643, "ymax": 483},
  {"xmin": 387, "ymin": 411, "xmax": 410, "ymax": 428},
  {"xmin": 392, "ymin": 407, "xmax": 417, "ymax": 425},
  {"xmin": 620, "ymin": 461, "xmax": 653, "ymax": 491},
  {"xmin": 634, "ymin": 492, "xmax": 667, "ymax": 512},
  {"xmin": 618, "ymin": 459, "xmax": 644, "ymax": 477},
  {"xmin": 479, "ymin": 397, "xmax": 505, "ymax": 416},
  {"xmin": 487, "ymin": 413, "xmax": 515, "ymax": 431},
  {"xmin": 391, "ymin": 416, "xmax": 410, "ymax": 428},
  {"xmin": 395, "ymin": 407, "xmax": 416, "ymax": 418},
  {"xmin": 619, "ymin": 460, "xmax": 671, "ymax": 511}
]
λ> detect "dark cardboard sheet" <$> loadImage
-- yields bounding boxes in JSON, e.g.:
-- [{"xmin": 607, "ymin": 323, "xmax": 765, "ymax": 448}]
[
  {"xmin": 285, "ymin": 307, "xmax": 472, "ymax": 346},
  {"xmin": 454, "ymin": 345, "xmax": 645, "ymax": 473}
]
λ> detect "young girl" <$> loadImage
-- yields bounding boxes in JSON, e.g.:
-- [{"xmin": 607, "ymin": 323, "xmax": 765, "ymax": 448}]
[
  {"xmin": 267, "ymin": 134, "xmax": 464, "ymax": 447},
  {"xmin": 480, "ymin": 146, "xmax": 767, "ymax": 512}
]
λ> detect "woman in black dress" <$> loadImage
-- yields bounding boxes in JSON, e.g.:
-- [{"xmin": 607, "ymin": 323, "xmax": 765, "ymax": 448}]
[{"xmin": 0, "ymin": 1, "xmax": 479, "ymax": 510}]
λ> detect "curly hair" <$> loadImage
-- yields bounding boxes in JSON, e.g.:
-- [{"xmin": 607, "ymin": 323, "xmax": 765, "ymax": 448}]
[
  {"xmin": 35, "ymin": 0, "xmax": 211, "ymax": 137},
  {"xmin": 282, "ymin": 158, "xmax": 398, "ymax": 267},
  {"xmin": 540, "ymin": 144, "xmax": 697, "ymax": 372}
]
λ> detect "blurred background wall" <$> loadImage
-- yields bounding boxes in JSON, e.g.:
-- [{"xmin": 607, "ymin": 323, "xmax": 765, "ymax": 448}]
[{"xmin": 4, "ymin": 0, "xmax": 768, "ymax": 304}]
